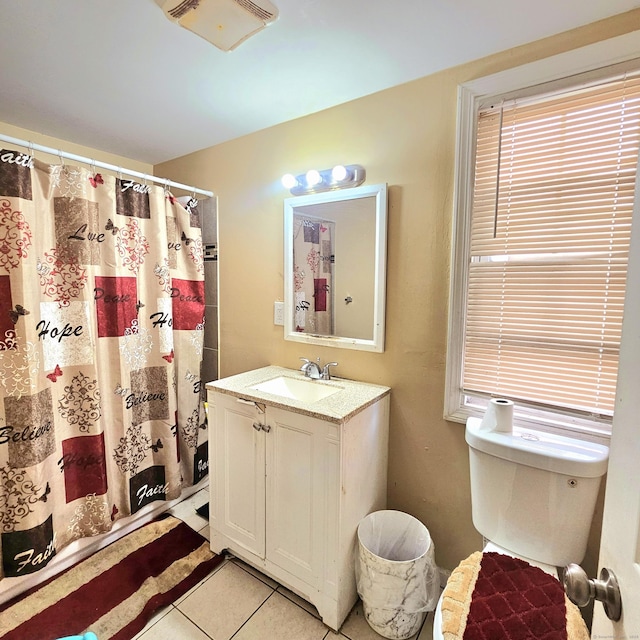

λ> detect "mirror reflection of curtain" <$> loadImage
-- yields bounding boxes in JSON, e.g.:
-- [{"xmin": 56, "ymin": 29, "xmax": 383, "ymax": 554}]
[{"xmin": 293, "ymin": 213, "xmax": 334, "ymax": 335}]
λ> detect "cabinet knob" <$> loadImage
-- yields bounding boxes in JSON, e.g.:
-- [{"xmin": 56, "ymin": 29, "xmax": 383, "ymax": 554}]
[
  {"xmin": 252, "ymin": 422, "xmax": 262, "ymax": 431},
  {"xmin": 262, "ymin": 424, "xmax": 271, "ymax": 433}
]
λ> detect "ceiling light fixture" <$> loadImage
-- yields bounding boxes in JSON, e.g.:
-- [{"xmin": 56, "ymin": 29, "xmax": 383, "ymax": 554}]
[
  {"xmin": 281, "ymin": 164, "xmax": 366, "ymax": 196},
  {"xmin": 155, "ymin": 0, "xmax": 279, "ymax": 52}
]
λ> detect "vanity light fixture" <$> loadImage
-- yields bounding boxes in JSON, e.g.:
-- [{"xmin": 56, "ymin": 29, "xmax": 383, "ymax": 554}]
[
  {"xmin": 305, "ymin": 169, "xmax": 322, "ymax": 188},
  {"xmin": 331, "ymin": 165, "xmax": 348, "ymax": 181},
  {"xmin": 281, "ymin": 164, "xmax": 366, "ymax": 196},
  {"xmin": 281, "ymin": 173, "xmax": 298, "ymax": 190}
]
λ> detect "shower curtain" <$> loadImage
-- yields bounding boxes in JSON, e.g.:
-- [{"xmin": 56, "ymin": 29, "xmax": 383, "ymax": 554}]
[
  {"xmin": 293, "ymin": 213, "xmax": 334, "ymax": 335},
  {"xmin": 0, "ymin": 150, "xmax": 207, "ymax": 580}
]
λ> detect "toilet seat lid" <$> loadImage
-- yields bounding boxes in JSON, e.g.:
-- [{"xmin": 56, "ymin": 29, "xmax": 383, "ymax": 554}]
[{"xmin": 434, "ymin": 551, "xmax": 589, "ymax": 640}]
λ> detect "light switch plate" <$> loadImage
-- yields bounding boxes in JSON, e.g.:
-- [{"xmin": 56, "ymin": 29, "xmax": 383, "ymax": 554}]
[{"xmin": 274, "ymin": 301, "xmax": 284, "ymax": 326}]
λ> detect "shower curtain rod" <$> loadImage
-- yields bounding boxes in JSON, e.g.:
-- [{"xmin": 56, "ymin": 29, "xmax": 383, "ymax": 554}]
[{"xmin": 0, "ymin": 133, "xmax": 214, "ymax": 197}]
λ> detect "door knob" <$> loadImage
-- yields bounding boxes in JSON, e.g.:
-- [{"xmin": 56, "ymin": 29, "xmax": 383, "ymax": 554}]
[{"xmin": 563, "ymin": 564, "xmax": 622, "ymax": 621}]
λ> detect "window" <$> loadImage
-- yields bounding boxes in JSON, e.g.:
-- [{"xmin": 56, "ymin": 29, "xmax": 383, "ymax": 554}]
[{"xmin": 446, "ymin": 46, "xmax": 640, "ymax": 441}]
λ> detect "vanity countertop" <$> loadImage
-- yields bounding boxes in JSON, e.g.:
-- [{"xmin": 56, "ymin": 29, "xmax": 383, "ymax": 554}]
[{"xmin": 205, "ymin": 366, "xmax": 390, "ymax": 424}]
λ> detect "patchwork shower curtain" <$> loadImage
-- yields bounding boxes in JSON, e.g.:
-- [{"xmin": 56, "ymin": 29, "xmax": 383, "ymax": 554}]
[
  {"xmin": 0, "ymin": 150, "xmax": 207, "ymax": 580},
  {"xmin": 293, "ymin": 213, "xmax": 334, "ymax": 335}
]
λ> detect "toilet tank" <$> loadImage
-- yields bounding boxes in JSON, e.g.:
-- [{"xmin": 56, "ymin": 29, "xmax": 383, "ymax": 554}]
[{"xmin": 465, "ymin": 417, "xmax": 609, "ymax": 567}]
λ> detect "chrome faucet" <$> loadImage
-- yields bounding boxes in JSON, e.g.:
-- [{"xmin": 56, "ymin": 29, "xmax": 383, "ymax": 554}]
[
  {"xmin": 300, "ymin": 357, "xmax": 322, "ymax": 379},
  {"xmin": 321, "ymin": 362, "xmax": 338, "ymax": 380},
  {"xmin": 300, "ymin": 358, "xmax": 338, "ymax": 380}
]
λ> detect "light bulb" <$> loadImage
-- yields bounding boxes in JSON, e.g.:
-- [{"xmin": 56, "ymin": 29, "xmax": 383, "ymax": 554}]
[
  {"xmin": 331, "ymin": 165, "xmax": 348, "ymax": 182},
  {"xmin": 281, "ymin": 173, "xmax": 297, "ymax": 189},
  {"xmin": 305, "ymin": 169, "xmax": 321, "ymax": 187}
]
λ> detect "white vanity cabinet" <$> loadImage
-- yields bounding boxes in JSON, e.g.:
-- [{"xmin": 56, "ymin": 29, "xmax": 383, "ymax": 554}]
[{"xmin": 206, "ymin": 367, "xmax": 390, "ymax": 632}]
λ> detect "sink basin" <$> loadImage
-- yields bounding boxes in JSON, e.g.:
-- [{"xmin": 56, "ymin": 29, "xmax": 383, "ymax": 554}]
[{"xmin": 251, "ymin": 376, "xmax": 342, "ymax": 403}]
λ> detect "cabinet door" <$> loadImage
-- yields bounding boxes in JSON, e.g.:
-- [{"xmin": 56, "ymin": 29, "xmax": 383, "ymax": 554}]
[
  {"xmin": 265, "ymin": 407, "xmax": 328, "ymax": 587},
  {"xmin": 213, "ymin": 394, "xmax": 266, "ymax": 558}
]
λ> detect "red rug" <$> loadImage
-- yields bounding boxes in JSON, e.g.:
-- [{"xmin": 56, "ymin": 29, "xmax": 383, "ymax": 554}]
[
  {"xmin": 0, "ymin": 515, "xmax": 223, "ymax": 640},
  {"xmin": 465, "ymin": 552, "xmax": 568, "ymax": 640}
]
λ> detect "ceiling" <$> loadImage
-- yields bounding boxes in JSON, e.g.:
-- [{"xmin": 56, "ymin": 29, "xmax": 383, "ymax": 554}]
[{"xmin": 1, "ymin": 0, "xmax": 640, "ymax": 165}]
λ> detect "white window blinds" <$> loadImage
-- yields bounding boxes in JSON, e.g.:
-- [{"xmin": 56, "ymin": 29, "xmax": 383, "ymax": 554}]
[{"xmin": 464, "ymin": 74, "xmax": 640, "ymax": 418}]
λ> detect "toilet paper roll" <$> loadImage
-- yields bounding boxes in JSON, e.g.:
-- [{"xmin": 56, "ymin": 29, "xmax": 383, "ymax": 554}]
[{"xmin": 479, "ymin": 398, "xmax": 514, "ymax": 433}]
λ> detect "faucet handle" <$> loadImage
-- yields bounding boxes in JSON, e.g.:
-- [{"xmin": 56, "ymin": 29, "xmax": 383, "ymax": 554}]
[
  {"xmin": 300, "ymin": 357, "xmax": 322, "ymax": 379},
  {"xmin": 322, "ymin": 362, "xmax": 338, "ymax": 380}
]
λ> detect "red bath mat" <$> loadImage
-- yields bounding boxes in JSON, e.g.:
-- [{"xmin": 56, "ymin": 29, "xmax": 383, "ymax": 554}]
[{"xmin": 0, "ymin": 515, "xmax": 223, "ymax": 640}]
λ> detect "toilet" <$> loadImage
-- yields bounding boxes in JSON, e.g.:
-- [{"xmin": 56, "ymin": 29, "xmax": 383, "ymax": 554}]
[{"xmin": 433, "ymin": 416, "xmax": 609, "ymax": 639}]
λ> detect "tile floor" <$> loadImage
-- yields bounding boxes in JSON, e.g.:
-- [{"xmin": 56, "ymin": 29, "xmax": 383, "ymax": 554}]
[{"xmin": 134, "ymin": 487, "xmax": 435, "ymax": 640}]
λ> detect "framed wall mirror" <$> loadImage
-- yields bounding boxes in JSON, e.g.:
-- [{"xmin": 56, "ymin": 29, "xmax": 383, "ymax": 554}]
[{"xmin": 284, "ymin": 183, "xmax": 388, "ymax": 352}]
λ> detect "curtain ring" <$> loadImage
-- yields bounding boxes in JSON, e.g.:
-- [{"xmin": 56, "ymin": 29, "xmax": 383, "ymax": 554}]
[
  {"xmin": 57, "ymin": 149, "xmax": 65, "ymax": 166},
  {"xmin": 28, "ymin": 141, "xmax": 34, "ymax": 160},
  {"xmin": 117, "ymin": 167, "xmax": 122, "ymax": 180},
  {"xmin": 164, "ymin": 179, "xmax": 173, "ymax": 203}
]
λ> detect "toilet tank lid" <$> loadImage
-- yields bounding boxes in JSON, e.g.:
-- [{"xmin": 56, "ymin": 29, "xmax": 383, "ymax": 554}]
[{"xmin": 465, "ymin": 417, "xmax": 609, "ymax": 477}]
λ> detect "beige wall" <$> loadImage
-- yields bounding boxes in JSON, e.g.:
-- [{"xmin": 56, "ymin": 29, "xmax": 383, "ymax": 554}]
[
  {"xmin": 152, "ymin": 11, "xmax": 640, "ymax": 575},
  {"xmin": 0, "ymin": 122, "xmax": 153, "ymax": 176}
]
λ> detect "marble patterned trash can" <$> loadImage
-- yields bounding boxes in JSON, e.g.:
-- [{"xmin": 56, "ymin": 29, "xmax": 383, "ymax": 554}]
[{"xmin": 356, "ymin": 510, "xmax": 439, "ymax": 640}]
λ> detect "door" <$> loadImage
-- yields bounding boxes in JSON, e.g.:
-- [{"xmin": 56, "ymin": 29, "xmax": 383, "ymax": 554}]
[
  {"xmin": 213, "ymin": 394, "xmax": 266, "ymax": 558},
  {"xmin": 591, "ymin": 173, "xmax": 640, "ymax": 636},
  {"xmin": 265, "ymin": 406, "xmax": 326, "ymax": 588}
]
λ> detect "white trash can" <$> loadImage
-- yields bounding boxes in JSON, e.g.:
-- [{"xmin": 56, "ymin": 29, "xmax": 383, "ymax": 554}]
[{"xmin": 356, "ymin": 510, "xmax": 439, "ymax": 640}]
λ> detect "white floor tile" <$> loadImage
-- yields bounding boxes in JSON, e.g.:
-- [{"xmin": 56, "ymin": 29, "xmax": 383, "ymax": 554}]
[
  {"xmin": 131, "ymin": 605, "xmax": 174, "ymax": 640},
  {"xmin": 176, "ymin": 560, "xmax": 273, "ymax": 640},
  {"xmin": 198, "ymin": 523, "xmax": 211, "ymax": 541},
  {"xmin": 135, "ymin": 607, "xmax": 211, "ymax": 640},
  {"xmin": 277, "ymin": 584, "xmax": 321, "ymax": 618},
  {"xmin": 232, "ymin": 556, "xmax": 280, "ymax": 589},
  {"xmin": 168, "ymin": 488, "xmax": 210, "ymax": 531},
  {"xmin": 173, "ymin": 557, "xmax": 229, "ymax": 606},
  {"xmin": 232, "ymin": 591, "xmax": 328, "ymax": 640}
]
